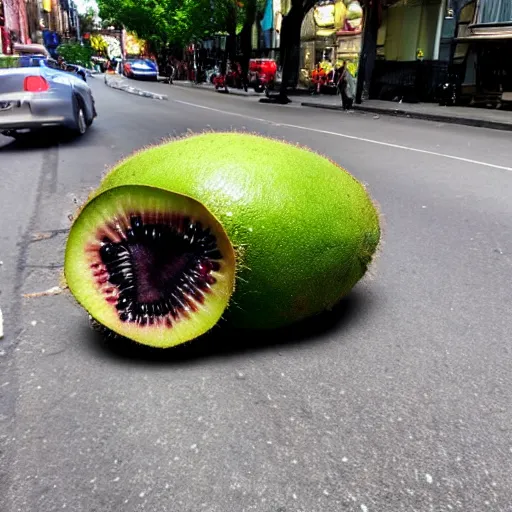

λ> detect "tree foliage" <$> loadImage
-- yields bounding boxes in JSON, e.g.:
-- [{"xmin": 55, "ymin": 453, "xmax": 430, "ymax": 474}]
[
  {"xmin": 97, "ymin": 0, "xmax": 265, "ymax": 54},
  {"xmin": 78, "ymin": 7, "xmax": 100, "ymax": 35},
  {"xmin": 57, "ymin": 43, "xmax": 94, "ymax": 67}
]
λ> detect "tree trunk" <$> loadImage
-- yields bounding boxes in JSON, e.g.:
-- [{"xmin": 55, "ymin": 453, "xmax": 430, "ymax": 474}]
[
  {"xmin": 277, "ymin": 3, "xmax": 304, "ymax": 102},
  {"xmin": 222, "ymin": 3, "xmax": 238, "ymax": 75},
  {"xmin": 240, "ymin": 0, "xmax": 257, "ymax": 89},
  {"xmin": 223, "ymin": 33, "xmax": 237, "ymax": 74},
  {"xmin": 356, "ymin": 0, "xmax": 380, "ymax": 104}
]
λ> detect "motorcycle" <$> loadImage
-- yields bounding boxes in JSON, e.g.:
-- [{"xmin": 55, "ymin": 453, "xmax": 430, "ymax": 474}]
[
  {"xmin": 213, "ymin": 61, "xmax": 248, "ymax": 93},
  {"xmin": 213, "ymin": 72, "xmax": 228, "ymax": 91},
  {"xmin": 205, "ymin": 64, "xmax": 221, "ymax": 84}
]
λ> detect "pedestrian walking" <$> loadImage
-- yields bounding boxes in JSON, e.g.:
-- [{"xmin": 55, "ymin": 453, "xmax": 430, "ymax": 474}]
[
  {"xmin": 166, "ymin": 56, "xmax": 175, "ymax": 84},
  {"xmin": 337, "ymin": 61, "xmax": 356, "ymax": 111}
]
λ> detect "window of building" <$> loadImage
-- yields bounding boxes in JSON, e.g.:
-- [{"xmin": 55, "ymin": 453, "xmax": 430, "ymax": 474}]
[{"xmin": 476, "ymin": 0, "xmax": 512, "ymax": 24}]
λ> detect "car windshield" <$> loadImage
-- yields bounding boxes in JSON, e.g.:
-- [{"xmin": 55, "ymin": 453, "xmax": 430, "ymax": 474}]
[{"xmin": 0, "ymin": 56, "xmax": 46, "ymax": 69}]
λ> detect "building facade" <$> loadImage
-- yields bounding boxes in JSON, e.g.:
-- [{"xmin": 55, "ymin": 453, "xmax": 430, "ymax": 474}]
[
  {"xmin": 1, "ymin": 0, "xmax": 29, "ymax": 48},
  {"xmin": 450, "ymin": 0, "xmax": 512, "ymax": 106},
  {"xmin": 299, "ymin": 0, "xmax": 364, "ymax": 87},
  {"xmin": 364, "ymin": 0, "xmax": 449, "ymax": 102},
  {"xmin": 0, "ymin": 0, "xmax": 79, "ymax": 55}
]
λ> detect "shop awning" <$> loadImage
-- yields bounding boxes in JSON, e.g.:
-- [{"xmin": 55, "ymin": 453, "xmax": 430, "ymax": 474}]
[{"xmin": 456, "ymin": 24, "xmax": 512, "ymax": 41}]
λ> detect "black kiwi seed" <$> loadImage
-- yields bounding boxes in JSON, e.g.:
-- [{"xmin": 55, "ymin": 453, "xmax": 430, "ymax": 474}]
[
  {"xmin": 99, "ymin": 243, "xmax": 117, "ymax": 262},
  {"xmin": 131, "ymin": 215, "xmax": 144, "ymax": 232},
  {"xmin": 119, "ymin": 311, "xmax": 134, "ymax": 322},
  {"xmin": 204, "ymin": 249, "xmax": 223, "ymax": 260},
  {"xmin": 98, "ymin": 214, "xmax": 224, "ymax": 326},
  {"xmin": 116, "ymin": 296, "xmax": 130, "ymax": 309}
]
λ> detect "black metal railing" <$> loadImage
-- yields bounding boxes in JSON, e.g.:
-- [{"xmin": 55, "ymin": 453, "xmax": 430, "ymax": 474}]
[{"xmin": 370, "ymin": 60, "xmax": 450, "ymax": 103}]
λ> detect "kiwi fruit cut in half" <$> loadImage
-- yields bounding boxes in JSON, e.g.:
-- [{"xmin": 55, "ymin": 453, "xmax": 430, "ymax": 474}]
[
  {"xmin": 65, "ymin": 186, "xmax": 236, "ymax": 348},
  {"xmin": 65, "ymin": 133, "xmax": 381, "ymax": 348}
]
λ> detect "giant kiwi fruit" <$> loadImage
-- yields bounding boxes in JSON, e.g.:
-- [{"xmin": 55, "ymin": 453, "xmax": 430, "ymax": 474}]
[{"xmin": 65, "ymin": 133, "xmax": 381, "ymax": 348}]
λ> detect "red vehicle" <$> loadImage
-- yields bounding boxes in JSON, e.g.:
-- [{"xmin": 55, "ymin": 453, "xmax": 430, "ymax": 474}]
[
  {"xmin": 249, "ymin": 58, "xmax": 277, "ymax": 93},
  {"xmin": 213, "ymin": 72, "xmax": 227, "ymax": 91},
  {"xmin": 213, "ymin": 62, "xmax": 247, "ymax": 92}
]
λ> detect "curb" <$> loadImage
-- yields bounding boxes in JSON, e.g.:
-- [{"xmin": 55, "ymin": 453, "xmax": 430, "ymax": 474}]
[
  {"xmin": 301, "ymin": 101, "xmax": 512, "ymax": 132},
  {"xmin": 104, "ymin": 74, "xmax": 168, "ymax": 101},
  {"xmin": 170, "ymin": 81, "xmax": 315, "ymax": 99},
  {"xmin": 170, "ymin": 80, "xmax": 260, "ymax": 97}
]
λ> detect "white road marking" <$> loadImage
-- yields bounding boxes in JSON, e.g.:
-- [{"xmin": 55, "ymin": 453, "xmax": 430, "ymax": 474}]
[{"xmin": 174, "ymin": 99, "xmax": 512, "ymax": 173}]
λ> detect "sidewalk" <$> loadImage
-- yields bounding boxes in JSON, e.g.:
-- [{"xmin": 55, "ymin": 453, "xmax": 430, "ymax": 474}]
[
  {"xmin": 101, "ymin": 73, "xmax": 512, "ymax": 132},
  {"xmin": 302, "ymin": 95, "xmax": 512, "ymax": 132},
  {"xmin": 167, "ymin": 79, "xmax": 262, "ymax": 97},
  {"xmin": 103, "ymin": 73, "xmax": 262, "ymax": 99}
]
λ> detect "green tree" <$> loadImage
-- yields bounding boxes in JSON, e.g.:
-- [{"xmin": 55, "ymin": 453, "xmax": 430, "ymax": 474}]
[
  {"xmin": 274, "ymin": 0, "xmax": 317, "ymax": 102},
  {"xmin": 78, "ymin": 7, "xmax": 99, "ymax": 36},
  {"xmin": 57, "ymin": 43, "xmax": 94, "ymax": 67},
  {"xmin": 98, "ymin": 0, "xmax": 174, "ymax": 54},
  {"xmin": 98, "ymin": 0, "xmax": 229, "ymax": 52},
  {"xmin": 198, "ymin": 0, "xmax": 265, "ymax": 76},
  {"xmin": 98, "ymin": 0, "xmax": 264, "ymax": 75}
]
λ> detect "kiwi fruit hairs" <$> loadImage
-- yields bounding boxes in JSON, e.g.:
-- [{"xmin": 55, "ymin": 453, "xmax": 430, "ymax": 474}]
[{"xmin": 64, "ymin": 132, "xmax": 381, "ymax": 348}]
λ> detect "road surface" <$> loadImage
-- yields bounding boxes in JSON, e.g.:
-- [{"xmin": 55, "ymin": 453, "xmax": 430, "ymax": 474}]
[{"xmin": 1, "ymin": 78, "xmax": 511, "ymax": 512}]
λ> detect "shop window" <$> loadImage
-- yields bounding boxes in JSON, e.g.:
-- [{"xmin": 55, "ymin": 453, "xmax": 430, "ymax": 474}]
[
  {"xmin": 384, "ymin": 0, "xmax": 443, "ymax": 61},
  {"xmin": 476, "ymin": 0, "xmax": 512, "ymax": 25}
]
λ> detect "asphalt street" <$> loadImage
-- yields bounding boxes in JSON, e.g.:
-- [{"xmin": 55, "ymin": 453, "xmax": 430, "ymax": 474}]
[{"xmin": 0, "ymin": 77, "xmax": 511, "ymax": 512}]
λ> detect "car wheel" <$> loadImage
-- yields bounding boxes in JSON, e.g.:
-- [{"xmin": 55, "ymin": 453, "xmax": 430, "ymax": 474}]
[{"xmin": 73, "ymin": 96, "xmax": 88, "ymax": 136}]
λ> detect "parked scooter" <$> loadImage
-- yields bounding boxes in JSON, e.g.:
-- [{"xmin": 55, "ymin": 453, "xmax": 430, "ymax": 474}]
[
  {"xmin": 213, "ymin": 72, "xmax": 228, "ymax": 91},
  {"xmin": 205, "ymin": 64, "xmax": 221, "ymax": 84},
  {"xmin": 248, "ymin": 58, "xmax": 278, "ymax": 94},
  {"xmin": 213, "ymin": 61, "xmax": 248, "ymax": 92}
]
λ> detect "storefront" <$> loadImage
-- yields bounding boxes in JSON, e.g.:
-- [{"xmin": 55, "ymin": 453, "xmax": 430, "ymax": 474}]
[
  {"xmin": 360, "ymin": 0, "xmax": 449, "ymax": 102},
  {"xmin": 452, "ymin": 0, "xmax": 512, "ymax": 106},
  {"xmin": 299, "ymin": 0, "xmax": 364, "ymax": 88},
  {"xmin": 255, "ymin": 0, "xmax": 290, "ymax": 60}
]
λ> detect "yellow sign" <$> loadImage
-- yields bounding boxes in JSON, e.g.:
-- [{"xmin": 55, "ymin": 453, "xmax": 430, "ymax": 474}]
[
  {"xmin": 313, "ymin": 1, "xmax": 347, "ymax": 36},
  {"xmin": 314, "ymin": 2, "xmax": 336, "ymax": 28},
  {"xmin": 43, "ymin": 0, "xmax": 52, "ymax": 13},
  {"xmin": 125, "ymin": 33, "xmax": 146, "ymax": 56}
]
